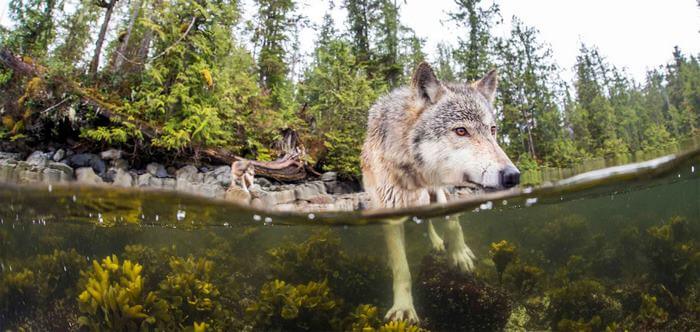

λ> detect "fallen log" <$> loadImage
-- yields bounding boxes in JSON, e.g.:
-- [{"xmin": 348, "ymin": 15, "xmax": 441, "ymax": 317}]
[{"xmin": 201, "ymin": 148, "xmax": 316, "ymax": 182}]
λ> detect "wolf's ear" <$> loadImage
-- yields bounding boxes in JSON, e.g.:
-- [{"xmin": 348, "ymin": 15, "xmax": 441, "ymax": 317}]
[
  {"xmin": 412, "ymin": 62, "xmax": 444, "ymax": 104},
  {"xmin": 475, "ymin": 68, "xmax": 498, "ymax": 103}
]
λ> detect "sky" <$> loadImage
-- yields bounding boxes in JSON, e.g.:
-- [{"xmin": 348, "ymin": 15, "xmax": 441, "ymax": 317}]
[
  {"xmin": 2, "ymin": 0, "xmax": 699, "ymax": 82},
  {"xmin": 297, "ymin": 0, "xmax": 700, "ymax": 82}
]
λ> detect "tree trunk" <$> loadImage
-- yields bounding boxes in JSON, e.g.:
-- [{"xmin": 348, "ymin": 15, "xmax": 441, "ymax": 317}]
[
  {"xmin": 112, "ymin": 0, "xmax": 141, "ymax": 72},
  {"xmin": 89, "ymin": 0, "xmax": 118, "ymax": 77}
]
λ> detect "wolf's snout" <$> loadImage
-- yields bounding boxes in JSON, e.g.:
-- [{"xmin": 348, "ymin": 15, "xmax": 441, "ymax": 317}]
[{"xmin": 499, "ymin": 166, "xmax": 520, "ymax": 188}]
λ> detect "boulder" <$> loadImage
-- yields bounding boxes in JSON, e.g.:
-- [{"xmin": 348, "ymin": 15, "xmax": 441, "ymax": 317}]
[
  {"xmin": 112, "ymin": 169, "xmax": 134, "ymax": 187},
  {"xmin": 324, "ymin": 180, "xmax": 360, "ymax": 195},
  {"xmin": 26, "ymin": 151, "xmax": 49, "ymax": 167},
  {"xmin": 68, "ymin": 154, "xmax": 106, "ymax": 175},
  {"xmin": 146, "ymin": 162, "xmax": 169, "ymax": 178},
  {"xmin": 52, "ymin": 149, "xmax": 65, "ymax": 162},
  {"xmin": 258, "ymin": 189, "xmax": 297, "ymax": 207},
  {"xmin": 224, "ymin": 186, "xmax": 251, "ymax": 204},
  {"xmin": 0, "ymin": 152, "xmax": 21, "ymax": 161},
  {"xmin": 75, "ymin": 167, "xmax": 104, "ymax": 185},
  {"xmin": 100, "ymin": 148, "xmax": 122, "ymax": 160},
  {"xmin": 320, "ymin": 171, "xmax": 337, "ymax": 182},
  {"xmin": 294, "ymin": 181, "xmax": 327, "ymax": 201},
  {"xmin": 112, "ymin": 158, "xmax": 129, "ymax": 171},
  {"xmin": 254, "ymin": 177, "xmax": 273, "ymax": 188}
]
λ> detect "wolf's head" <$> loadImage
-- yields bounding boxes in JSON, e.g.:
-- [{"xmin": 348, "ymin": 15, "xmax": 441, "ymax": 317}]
[{"xmin": 409, "ymin": 62, "xmax": 520, "ymax": 190}]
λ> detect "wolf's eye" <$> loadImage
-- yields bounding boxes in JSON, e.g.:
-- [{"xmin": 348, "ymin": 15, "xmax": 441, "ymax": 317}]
[
  {"xmin": 491, "ymin": 126, "xmax": 497, "ymax": 136},
  {"xmin": 454, "ymin": 127, "xmax": 469, "ymax": 137}
]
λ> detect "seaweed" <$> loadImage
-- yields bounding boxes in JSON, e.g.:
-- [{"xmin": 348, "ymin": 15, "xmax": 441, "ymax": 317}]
[
  {"xmin": 548, "ymin": 278, "xmax": 623, "ymax": 330},
  {"xmin": 76, "ymin": 255, "xmax": 170, "ymax": 331},
  {"xmin": 644, "ymin": 216, "xmax": 700, "ymax": 295},
  {"xmin": 266, "ymin": 230, "xmax": 390, "ymax": 308},
  {"xmin": 490, "ymin": 240, "xmax": 517, "ymax": 284},
  {"xmin": 157, "ymin": 256, "xmax": 229, "ymax": 329},
  {"xmin": 415, "ymin": 252, "xmax": 512, "ymax": 332},
  {"xmin": 245, "ymin": 279, "xmax": 341, "ymax": 331}
]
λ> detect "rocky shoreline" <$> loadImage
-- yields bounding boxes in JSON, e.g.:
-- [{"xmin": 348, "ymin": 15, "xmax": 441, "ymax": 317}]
[{"xmin": 0, "ymin": 148, "xmax": 369, "ymax": 212}]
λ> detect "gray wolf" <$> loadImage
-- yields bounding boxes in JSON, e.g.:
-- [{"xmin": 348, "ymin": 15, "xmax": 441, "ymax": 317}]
[
  {"xmin": 361, "ymin": 62, "xmax": 520, "ymax": 323},
  {"xmin": 230, "ymin": 160, "xmax": 255, "ymax": 192}
]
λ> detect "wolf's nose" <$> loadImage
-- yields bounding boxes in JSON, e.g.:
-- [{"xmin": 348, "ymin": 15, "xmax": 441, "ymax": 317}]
[{"xmin": 499, "ymin": 166, "xmax": 520, "ymax": 188}]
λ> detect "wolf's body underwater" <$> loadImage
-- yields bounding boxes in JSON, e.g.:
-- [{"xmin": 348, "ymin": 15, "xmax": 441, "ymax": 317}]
[{"xmin": 361, "ymin": 62, "xmax": 520, "ymax": 322}]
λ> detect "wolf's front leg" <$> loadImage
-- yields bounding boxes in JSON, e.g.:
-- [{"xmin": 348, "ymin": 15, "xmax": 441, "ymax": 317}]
[
  {"xmin": 383, "ymin": 223, "xmax": 419, "ymax": 323},
  {"xmin": 427, "ymin": 220, "xmax": 445, "ymax": 252},
  {"xmin": 435, "ymin": 189, "xmax": 475, "ymax": 272}
]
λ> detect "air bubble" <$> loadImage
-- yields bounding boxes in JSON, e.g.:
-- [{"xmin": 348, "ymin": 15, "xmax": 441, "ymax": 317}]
[
  {"xmin": 264, "ymin": 217, "xmax": 272, "ymax": 224},
  {"xmin": 48, "ymin": 184, "xmax": 52, "ymax": 192},
  {"xmin": 480, "ymin": 201, "xmax": 493, "ymax": 210},
  {"xmin": 155, "ymin": 214, "xmax": 159, "ymax": 221},
  {"xmin": 223, "ymin": 222, "xmax": 230, "ymax": 227},
  {"xmin": 308, "ymin": 213, "xmax": 315, "ymax": 220},
  {"xmin": 253, "ymin": 214, "xmax": 261, "ymax": 221},
  {"xmin": 692, "ymin": 166, "xmax": 695, "ymax": 173},
  {"xmin": 523, "ymin": 187, "xmax": 533, "ymax": 194},
  {"xmin": 525, "ymin": 197, "xmax": 538, "ymax": 207},
  {"xmin": 412, "ymin": 216, "xmax": 422, "ymax": 224},
  {"xmin": 176, "ymin": 210, "xmax": 186, "ymax": 221},
  {"xmin": 72, "ymin": 195, "xmax": 77, "ymax": 202}
]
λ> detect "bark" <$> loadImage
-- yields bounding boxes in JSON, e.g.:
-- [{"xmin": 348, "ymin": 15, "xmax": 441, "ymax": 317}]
[
  {"xmin": 89, "ymin": 0, "xmax": 119, "ymax": 77},
  {"xmin": 112, "ymin": 0, "xmax": 142, "ymax": 72}
]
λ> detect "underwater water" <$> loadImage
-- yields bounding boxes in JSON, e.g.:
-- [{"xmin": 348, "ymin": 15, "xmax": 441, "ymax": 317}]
[{"xmin": 0, "ymin": 149, "xmax": 698, "ymax": 331}]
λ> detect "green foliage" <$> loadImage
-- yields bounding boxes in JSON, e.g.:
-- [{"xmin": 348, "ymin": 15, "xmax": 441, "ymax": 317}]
[
  {"xmin": 640, "ymin": 124, "xmax": 678, "ymax": 154},
  {"xmin": 298, "ymin": 38, "xmax": 380, "ymax": 177},
  {"xmin": 245, "ymin": 279, "xmax": 340, "ymax": 331}
]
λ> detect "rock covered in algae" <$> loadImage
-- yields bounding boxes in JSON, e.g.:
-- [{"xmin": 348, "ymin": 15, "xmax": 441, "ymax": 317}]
[{"xmin": 415, "ymin": 252, "xmax": 512, "ymax": 331}]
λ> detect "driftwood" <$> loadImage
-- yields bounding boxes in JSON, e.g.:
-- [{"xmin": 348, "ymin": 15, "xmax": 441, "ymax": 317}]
[
  {"xmin": 1, "ymin": 48, "xmax": 317, "ymax": 183},
  {"xmin": 202, "ymin": 147, "xmax": 319, "ymax": 182}
]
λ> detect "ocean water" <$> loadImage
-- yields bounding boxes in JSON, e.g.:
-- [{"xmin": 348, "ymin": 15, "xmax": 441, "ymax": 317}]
[{"xmin": 0, "ymin": 148, "xmax": 698, "ymax": 331}]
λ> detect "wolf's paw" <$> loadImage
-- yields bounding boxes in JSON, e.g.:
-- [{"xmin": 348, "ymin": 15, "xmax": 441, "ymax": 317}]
[
  {"xmin": 448, "ymin": 243, "xmax": 476, "ymax": 273},
  {"xmin": 385, "ymin": 304, "xmax": 420, "ymax": 324}
]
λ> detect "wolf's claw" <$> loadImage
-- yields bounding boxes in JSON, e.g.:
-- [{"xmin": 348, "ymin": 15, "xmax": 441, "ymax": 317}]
[
  {"xmin": 448, "ymin": 243, "xmax": 476, "ymax": 273},
  {"xmin": 385, "ymin": 304, "xmax": 420, "ymax": 324}
]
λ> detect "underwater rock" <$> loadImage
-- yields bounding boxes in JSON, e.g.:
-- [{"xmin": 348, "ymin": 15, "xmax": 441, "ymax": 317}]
[
  {"xmin": 416, "ymin": 252, "xmax": 513, "ymax": 332},
  {"xmin": 99, "ymin": 148, "xmax": 122, "ymax": 160},
  {"xmin": 75, "ymin": 167, "xmax": 104, "ymax": 185}
]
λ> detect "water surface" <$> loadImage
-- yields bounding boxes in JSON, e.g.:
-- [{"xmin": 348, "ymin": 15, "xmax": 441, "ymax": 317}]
[{"xmin": 0, "ymin": 148, "xmax": 698, "ymax": 331}]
